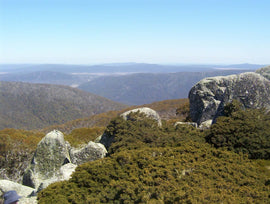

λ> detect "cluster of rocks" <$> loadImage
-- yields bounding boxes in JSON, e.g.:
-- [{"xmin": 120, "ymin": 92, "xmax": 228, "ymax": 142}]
[
  {"xmin": 0, "ymin": 130, "xmax": 108, "ymax": 203},
  {"xmin": 22, "ymin": 130, "xmax": 107, "ymax": 191}
]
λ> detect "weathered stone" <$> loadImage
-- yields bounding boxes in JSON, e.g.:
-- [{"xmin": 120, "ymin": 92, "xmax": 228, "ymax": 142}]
[
  {"xmin": 69, "ymin": 142, "xmax": 107, "ymax": 165},
  {"xmin": 198, "ymin": 120, "xmax": 213, "ymax": 129},
  {"xmin": 59, "ymin": 163, "xmax": 77, "ymax": 181},
  {"xmin": 256, "ymin": 65, "xmax": 270, "ymax": 80},
  {"xmin": 0, "ymin": 180, "xmax": 35, "ymax": 197},
  {"xmin": 23, "ymin": 130, "xmax": 71, "ymax": 189},
  {"xmin": 121, "ymin": 107, "xmax": 162, "ymax": 127},
  {"xmin": 174, "ymin": 122, "xmax": 198, "ymax": 128},
  {"xmin": 189, "ymin": 72, "xmax": 270, "ymax": 125},
  {"xmin": 22, "ymin": 130, "xmax": 107, "ymax": 192},
  {"xmin": 0, "ymin": 180, "xmax": 37, "ymax": 204}
]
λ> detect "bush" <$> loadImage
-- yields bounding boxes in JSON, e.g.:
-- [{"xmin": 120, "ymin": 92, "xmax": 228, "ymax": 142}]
[
  {"xmin": 206, "ymin": 101, "xmax": 270, "ymax": 159},
  {"xmin": 103, "ymin": 112, "xmax": 204, "ymax": 154}
]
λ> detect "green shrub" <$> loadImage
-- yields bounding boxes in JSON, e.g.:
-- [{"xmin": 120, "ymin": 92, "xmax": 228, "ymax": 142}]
[
  {"xmin": 38, "ymin": 109, "xmax": 270, "ymax": 203},
  {"xmin": 104, "ymin": 112, "xmax": 204, "ymax": 154},
  {"xmin": 65, "ymin": 127, "xmax": 105, "ymax": 147},
  {"xmin": 38, "ymin": 142, "xmax": 270, "ymax": 203},
  {"xmin": 206, "ymin": 102, "xmax": 270, "ymax": 159}
]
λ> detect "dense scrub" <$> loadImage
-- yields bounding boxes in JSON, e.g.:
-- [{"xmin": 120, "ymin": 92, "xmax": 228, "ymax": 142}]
[
  {"xmin": 0, "ymin": 129, "xmax": 44, "ymax": 182},
  {"xmin": 38, "ymin": 112, "xmax": 270, "ymax": 203},
  {"xmin": 38, "ymin": 142, "xmax": 270, "ymax": 203},
  {"xmin": 64, "ymin": 127, "xmax": 105, "ymax": 147},
  {"xmin": 104, "ymin": 112, "xmax": 204, "ymax": 154},
  {"xmin": 206, "ymin": 100, "xmax": 270, "ymax": 159}
]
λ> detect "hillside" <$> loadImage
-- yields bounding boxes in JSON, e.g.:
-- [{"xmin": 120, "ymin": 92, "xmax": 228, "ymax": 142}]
[
  {"xmin": 1, "ymin": 100, "xmax": 269, "ymax": 203},
  {"xmin": 41, "ymin": 98, "xmax": 189, "ymax": 134},
  {"xmin": 78, "ymin": 70, "xmax": 254, "ymax": 105},
  {"xmin": 0, "ymin": 81, "xmax": 127, "ymax": 130},
  {"xmin": 0, "ymin": 98, "xmax": 188, "ymax": 183},
  {"xmin": 38, "ymin": 109, "xmax": 270, "ymax": 203}
]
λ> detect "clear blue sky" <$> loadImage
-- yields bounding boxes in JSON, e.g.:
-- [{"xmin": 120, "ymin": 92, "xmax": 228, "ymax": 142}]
[{"xmin": 0, "ymin": 0, "xmax": 269, "ymax": 65}]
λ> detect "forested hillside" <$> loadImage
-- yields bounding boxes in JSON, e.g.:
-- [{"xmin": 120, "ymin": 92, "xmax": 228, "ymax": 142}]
[
  {"xmin": 41, "ymin": 98, "xmax": 188, "ymax": 134},
  {"xmin": 0, "ymin": 81, "xmax": 127, "ymax": 130},
  {"xmin": 78, "ymin": 70, "xmax": 253, "ymax": 105}
]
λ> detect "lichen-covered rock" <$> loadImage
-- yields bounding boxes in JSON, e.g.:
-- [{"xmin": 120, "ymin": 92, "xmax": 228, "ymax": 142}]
[
  {"xmin": 189, "ymin": 72, "xmax": 270, "ymax": 125},
  {"xmin": 256, "ymin": 65, "xmax": 270, "ymax": 80},
  {"xmin": 69, "ymin": 142, "xmax": 107, "ymax": 165},
  {"xmin": 121, "ymin": 107, "xmax": 162, "ymax": 127},
  {"xmin": 23, "ymin": 130, "xmax": 71, "ymax": 189}
]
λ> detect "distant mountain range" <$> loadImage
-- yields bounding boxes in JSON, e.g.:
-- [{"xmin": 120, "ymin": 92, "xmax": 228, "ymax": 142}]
[
  {"xmin": 0, "ymin": 63, "xmax": 264, "ymax": 74},
  {"xmin": 0, "ymin": 81, "xmax": 127, "ymax": 130},
  {"xmin": 78, "ymin": 70, "xmax": 257, "ymax": 105},
  {"xmin": 0, "ymin": 63, "xmax": 265, "ymax": 105}
]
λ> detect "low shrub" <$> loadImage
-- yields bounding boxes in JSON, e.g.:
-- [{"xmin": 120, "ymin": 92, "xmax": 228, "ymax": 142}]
[
  {"xmin": 206, "ymin": 101, "xmax": 270, "ymax": 159},
  {"xmin": 38, "ymin": 142, "xmax": 270, "ymax": 203}
]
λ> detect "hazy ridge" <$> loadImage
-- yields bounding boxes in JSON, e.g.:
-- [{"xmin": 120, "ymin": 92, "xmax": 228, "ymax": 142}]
[
  {"xmin": 0, "ymin": 81, "xmax": 127, "ymax": 130},
  {"xmin": 78, "ymin": 70, "xmax": 254, "ymax": 105}
]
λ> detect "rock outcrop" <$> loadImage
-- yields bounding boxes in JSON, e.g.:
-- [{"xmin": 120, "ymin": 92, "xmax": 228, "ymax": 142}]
[
  {"xmin": 23, "ymin": 130, "xmax": 71, "ymax": 189},
  {"xmin": 23, "ymin": 130, "xmax": 106, "ymax": 191},
  {"xmin": 189, "ymin": 72, "xmax": 270, "ymax": 126}
]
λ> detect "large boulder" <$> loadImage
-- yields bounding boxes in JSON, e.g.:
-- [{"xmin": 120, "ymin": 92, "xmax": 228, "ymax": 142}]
[
  {"xmin": 22, "ymin": 130, "xmax": 107, "ymax": 191},
  {"xmin": 69, "ymin": 141, "xmax": 107, "ymax": 165},
  {"xmin": 23, "ymin": 130, "xmax": 71, "ymax": 189},
  {"xmin": 189, "ymin": 72, "xmax": 270, "ymax": 126},
  {"xmin": 121, "ymin": 107, "xmax": 162, "ymax": 127}
]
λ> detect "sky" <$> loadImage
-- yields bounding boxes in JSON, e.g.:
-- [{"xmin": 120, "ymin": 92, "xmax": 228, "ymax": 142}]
[{"xmin": 0, "ymin": 0, "xmax": 269, "ymax": 65}]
